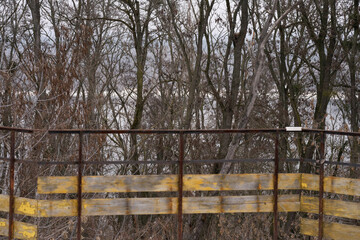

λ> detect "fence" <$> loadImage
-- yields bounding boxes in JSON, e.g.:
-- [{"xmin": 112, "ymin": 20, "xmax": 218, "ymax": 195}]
[{"xmin": 0, "ymin": 126, "xmax": 359, "ymax": 239}]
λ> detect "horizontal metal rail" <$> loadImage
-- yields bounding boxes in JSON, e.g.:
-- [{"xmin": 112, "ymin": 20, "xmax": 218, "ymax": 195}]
[
  {"xmin": 0, "ymin": 157, "xmax": 358, "ymax": 166},
  {"xmin": 1, "ymin": 157, "xmax": 360, "ymax": 167},
  {"xmin": 0, "ymin": 126, "xmax": 360, "ymax": 136},
  {"xmin": 0, "ymin": 126, "xmax": 33, "ymax": 133}
]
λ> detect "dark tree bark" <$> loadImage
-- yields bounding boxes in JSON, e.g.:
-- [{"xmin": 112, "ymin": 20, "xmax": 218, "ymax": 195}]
[
  {"xmin": 166, "ymin": 0, "xmax": 215, "ymax": 129},
  {"xmin": 348, "ymin": 0, "xmax": 359, "ymax": 178},
  {"xmin": 27, "ymin": 0, "xmax": 46, "ymax": 129},
  {"xmin": 299, "ymin": 0, "xmax": 339, "ymax": 173}
]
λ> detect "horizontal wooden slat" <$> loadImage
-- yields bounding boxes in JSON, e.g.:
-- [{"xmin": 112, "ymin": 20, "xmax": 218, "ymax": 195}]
[
  {"xmin": 300, "ymin": 218, "xmax": 360, "ymax": 240},
  {"xmin": 0, "ymin": 194, "xmax": 76, "ymax": 218},
  {"xmin": 37, "ymin": 173, "xmax": 360, "ymax": 196},
  {"xmin": 0, "ymin": 194, "xmax": 299, "ymax": 217},
  {"xmin": 185, "ymin": 173, "xmax": 300, "ymax": 191},
  {"xmin": 182, "ymin": 194, "xmax": 299, "ymax": 215},
  {"xmin": 0, "ymin": 194, "xmax": 38, "ymax": 217},
  {"xmin": 0, "ymin": 218, "xmax": 37, "ymax": 240},
  {"xmin": 301, "ymin": 196, "xmax": 360, "ymax": 220},
  {"xmin": 1, "ymin": 194, "xmax": 358, "ymax": 220},
  {"xmin": 82, "ymin": 197, "xmax": 177, "ymax": 216},
  {"xmin": 54, "ymin": 194, "xmax": 299, "ymax": 217},
  {"xmin": 301, "ymin": 174, "xmax": 360, "ymax": 196},
  {"xmin": 38, "ymin": 199, "xmax": 77, "ymax": 217},
  {"xmin": 37, "ymin": 173, "xmax": 301, "ymax": 194}
]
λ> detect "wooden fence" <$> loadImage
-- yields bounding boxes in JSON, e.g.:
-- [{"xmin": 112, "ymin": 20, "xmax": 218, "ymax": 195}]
[
  {"xmin": 1, "ymin": 126, "xmax": 360, "ymax": 239},
  {"xmin": 0, "ymin": 173, "xmax": 359, "ymax": 239}
]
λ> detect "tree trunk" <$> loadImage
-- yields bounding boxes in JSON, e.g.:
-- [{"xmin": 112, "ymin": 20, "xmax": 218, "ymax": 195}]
[{"xmin": 349, "ymin": 0, "xmax": 359, "ymax": 178}]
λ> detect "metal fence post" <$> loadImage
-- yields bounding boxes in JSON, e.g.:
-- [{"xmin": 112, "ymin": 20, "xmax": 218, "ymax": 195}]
[
  {"xmin": 77, "ymin": 131, "xmax": 83, "ymax": 240},
  {"xmin": 273, "ymin": 133, "xmax": 279, "ymax": 240},
  {"xmin": 318, "ymin": 132, "xmax": 325, "ymax": 240},
  {"xmin": 8, "ymin": 131, "xmax": 15, "ymax": 240},
  {"xmin": 178, "ymin": 132, "xmax": 184, "ymax": 240}
]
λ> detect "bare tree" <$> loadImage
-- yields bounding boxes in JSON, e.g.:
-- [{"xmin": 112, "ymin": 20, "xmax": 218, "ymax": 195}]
[
  {"xmin": 338, "ymin": 0, "xmax": 359, "ymax": 177},
  {"xmin": 204, "ymin": 0, "xmax": 249, "ymax": 167},
  {"xmin": 298, "ymin": 0, "xmax": 341, "ymax": 172},
  {"xmin": 166, "ymin": 0, "xmax": 215, "ymax": 129},
  {"xmin": 221, "ymin": 0, "xmax": 300, "ymax": 174}
]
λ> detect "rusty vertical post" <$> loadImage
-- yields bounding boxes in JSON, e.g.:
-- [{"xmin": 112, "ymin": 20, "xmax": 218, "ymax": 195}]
[
  {"xmin": 177, "ymin": 132, "xmax": 184, "ymax": 240},
  {"xmin": 77, "ymin": 131, "xmax": 83, "ymax": 240},
  {"xmin": 273, "ymin": 133, "xmax": 279, "ymax": 240},
  {"xmin": 318, "ymin": 132, "xmax": 325, "ymax": 240},
  {"xmin": 8, "ymin": 131, "xmax": 15, "ymax": 240}
]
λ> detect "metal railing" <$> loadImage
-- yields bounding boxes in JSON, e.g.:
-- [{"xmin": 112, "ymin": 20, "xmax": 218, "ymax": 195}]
[{"xmin": 1, "ymin": 126, "xmax": 360, "ymax": 240}]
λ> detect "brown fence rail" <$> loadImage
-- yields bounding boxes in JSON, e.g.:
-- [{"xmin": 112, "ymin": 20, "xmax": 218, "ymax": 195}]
[{"xmin": 0, "ymin": 126, "xmax": 359, "ymax": 240}]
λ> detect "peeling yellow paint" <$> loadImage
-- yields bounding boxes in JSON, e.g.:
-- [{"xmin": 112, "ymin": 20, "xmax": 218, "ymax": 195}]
[
  {"xmin": 1, "ymin": 173, "xmax": 359, "ymax": 240},
  {"xmin": 38, "ymin": 176, "xmax": 77, "ymax": 194},
  {"xmin": 301, "ymin": 218, "xmax": 360, "ymax": 240},
  {"xmin": 17, "ymin": 224, "xmax": 36, "ymax": 238},
  {"xmin": 0, "ymin": 218, "xmax": 37, "ymax": 240},
  {"xmin": 2, "ymin": 173, "xmax": 360, "ymax": 217},
  {"xmin": 18, "ymin": 201, "xmax": 36, "ymax": 215}
]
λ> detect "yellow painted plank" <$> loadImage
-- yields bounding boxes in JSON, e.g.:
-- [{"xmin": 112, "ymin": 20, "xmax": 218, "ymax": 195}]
[
  {"xmin": 0, "ymin": 194, "xmax": 8, "ymax": 213},
  {"xmin": 0, "ymin": 195, "xmax": 38, "ymax": 217},
  {"xmin": 184, "ymin": 173, "xmax": 300, "ymax": 191},
  {"xmin": 42, "ymin": 194, "xmax": 299, "ymax": 217},
  {"xmin": 301, "ymin": 196, "xmax": 360, "ymax": 220},
  {"xmin": 37, "ymin": 176, "xmax": 78, "ymax": 194},
  {"xmin": 0, "ymin": 193, "xmax": 299, "ymax": 217},
  {"xmin": 37, "ymin": 173, "xmax": 301, "ymax": 194},
  {"xmin": 38, "ymin": 199, "xmax": 77, "ymax": 217},
  {"xmin": 0, "ymin": 194, "xmax": 76, "ymax": 218},
  {"xmin": 37, "ymin": 175, "xmax": 177, "ymax": 194},
  {"xmin": 182, "ymin": 194, "xmax": 300, "ymax": 214},
  {"xmin": 83, "ymin": 197, "xmax": 177, "ymax": 216},
  {"xmin": 300, "ymin": 218, "xmax": 360, "ymax": 240},
  {"xmin": 0, "ymin": 218, "xmax": 37, "ymax": 240},
  {"xmin": 302, "ymin": 174, "xmax": 360, "ymax": 196}
]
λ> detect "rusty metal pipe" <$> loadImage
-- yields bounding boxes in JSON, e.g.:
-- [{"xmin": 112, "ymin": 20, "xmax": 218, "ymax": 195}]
[
  {"xmin": 77, "ymin": 132, "xmax": 83, "ymax": 240},
  {"xmin": 0, "ymin": 126, "xmax": 33, "ymax": 133},
  {"xmin": 318, "ymin": 132, "xmax": 325, "ymax": 240},
  {"xmin": 8, "ymin": 131, "xmax": 15, "ymax": 240},
  {"xmin": 4, "ymin": 157, "xmax": 360, "ymax": 167},
  {"xmin": 273, "ymin": 133, "xmax": 279, "ymax": 240},
  {"xmin": 1, "ymin": 125, "xmax": 360, "ymax": 136},
  {"xmin": 47, "ymin": 128, "xmax": 286, "ymax": 134},
  {"xmin": 177, "ymin": 132, "xmax": 184, "ymax": 240}
]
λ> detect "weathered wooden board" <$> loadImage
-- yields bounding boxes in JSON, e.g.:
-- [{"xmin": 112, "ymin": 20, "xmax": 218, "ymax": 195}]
[
  {"xmin": 0, "ymin": 194, "xmax": 300, "ymax": 217},
  {"xmin": 184, "ymin": 174, "xmax": 300, "ymax": 192},
  {"xmin": 82, "ymin": 197, "xmax": 177, "ymax": 216},
  {"xmin": 0, "ymin": 194, "xmax": 76, "ymax": 218},
  {"xmin": 0, "ymin": 194, "xmax": 38, "ymax": 217},
  {"xmin": 3, "ymin": 194, "xmax": 358, "ymax": 219},
  {"xmin": 301, "ymin": 196, "xmax": 360, "ymax": 220},
  {"xmin": 37, "ymin": 173, "xmax": 360, "ymax": 196},
  {"xmin": 300, "ymin": 218, "xmax": 360, "ymax": 240},
  {"xmin": 0, "ymin": 193, "xmax": 299, "ymax": 217},
  {"xmin": 182, "ymin": 194, "xmax": 300, "ymax": 215},
  {"xmin": 301, "ymin": 174, "xmax": 360, "ymax": 196},
  {"xmin": 0, "ymin": 218, "xmax": 37, "ymax": 240},
  {"xmin": 41, "ymin": 194, "xmax": 300, "ymax": 217},
  {"xmin": 37, "ymin": 173, "xmax": 301, "ymax": 194},
  {"xmin": 38, "ymin": 199, "xmax": 77, "ymax": 217}
]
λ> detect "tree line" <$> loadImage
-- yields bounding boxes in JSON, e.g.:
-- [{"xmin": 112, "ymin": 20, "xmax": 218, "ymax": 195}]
[{"xmin": 0, "ymin": 0, "xmax": 359, "ymax": 239}]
